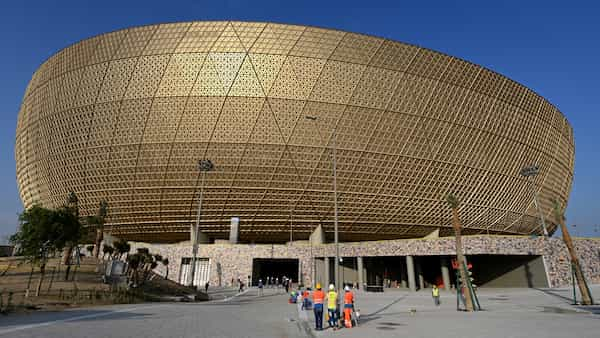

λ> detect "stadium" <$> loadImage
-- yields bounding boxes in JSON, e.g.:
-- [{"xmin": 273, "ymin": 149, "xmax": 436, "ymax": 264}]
[{"xmin": 17, "ymin": 21, "xmax": 597, "ymax": 290}]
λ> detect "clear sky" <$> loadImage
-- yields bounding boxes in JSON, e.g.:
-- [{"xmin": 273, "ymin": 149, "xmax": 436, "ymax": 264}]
[{"xmin": 1, "ymin": 0, "xmax": 598, "ymax": 241}]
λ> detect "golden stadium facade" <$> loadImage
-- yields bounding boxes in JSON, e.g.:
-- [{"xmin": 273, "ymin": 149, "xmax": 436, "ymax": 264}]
[{"xmin": 15, "ymin": 21, "xmax": 574, "ymax": 243}]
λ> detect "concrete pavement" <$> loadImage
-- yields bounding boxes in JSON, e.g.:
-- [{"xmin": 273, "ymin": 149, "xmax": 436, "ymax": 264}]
[
  {"xmin": 0, "ymin": 288, "xmax": 307, "ymax": 338},
  {"xmin": 1, "ymin": 286, "xmax": 599, "ymax": 338},
  {"xmin": 298, "ymin": 286, "xmax": 600, "ymax": 338}
]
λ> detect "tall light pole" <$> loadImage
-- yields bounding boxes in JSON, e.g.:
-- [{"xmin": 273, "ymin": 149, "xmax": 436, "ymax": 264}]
[
  {"xmin": 189, "ymin": 159, "xmax": 214, "ymax": 288},
  {"xmin": 520, "ymin": 165, "xmax": 549, "ymax": 236},
  {"xmin": 305, "ymin": 115, "xmax": 340, "ymax": 298}
]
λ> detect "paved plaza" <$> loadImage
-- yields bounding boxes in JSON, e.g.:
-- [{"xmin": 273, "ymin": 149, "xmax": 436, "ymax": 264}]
[
  {"xmin": 299, "ymin": 286, "xmax": 600, "ymax": 338},
  {"xmin": 0, "ymin": 286, "xmax": 599, "ymax": 338}
]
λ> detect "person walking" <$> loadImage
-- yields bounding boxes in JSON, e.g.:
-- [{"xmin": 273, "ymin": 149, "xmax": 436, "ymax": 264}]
[
  {"xmin": 326, "ymin": 284, "xmax": 338, "ymax": 330},
  {"xmin": 258, "ymin": 279, "xmax": 264, "ymax": 296},
  {"xmin": 312, "ymin": 283, "xmax": 325, "ymax": 331},
  {"xmin": 238, "ymin": 278, "xmax": 244, "ymax": 292},
  {"xmin": 284, "ymin": 278, "xmax": 290, "ymax": 293},
  {"xmin": 343, "ymin": 286, "xmax": 354, "ymax": 328},
  {"xmin": 432, "ymin": 284, "xmax": 440, "ymax": 306},
  {"xmin": 205, "ymin": 281, "xmax": 209, "ymax": 293}
]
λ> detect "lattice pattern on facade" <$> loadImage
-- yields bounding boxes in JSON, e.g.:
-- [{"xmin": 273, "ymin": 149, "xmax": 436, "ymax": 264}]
[{"xmin": 15, "ymin": 21, "xmax": 574, "ymax": 243}]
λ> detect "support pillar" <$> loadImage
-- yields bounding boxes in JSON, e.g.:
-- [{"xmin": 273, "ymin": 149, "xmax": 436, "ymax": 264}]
[
  {"xmin": 400, "ymin": 259, "xmax": 407, "ymax": 288},
  {"xmin": 416, "ymin": 258, "xmax": 425, "ymax": 290},
  {"xmin": 298, "ymin": 260, "xmax": 302, "ymax": 286},
  {"xmin": 441, "ymin": 257, "xmax": 451, "ymax": 290},
  {"xmin": 309, "ymin": 225, "xmax": 324, "ymax": 288},
  {"xmin": 323, "ymin": 257, "xmax": 330, "ymax": 289},
  {"xmin": 357, "ymin": 256, "xmax": 364, "ymax": 289},
  {"xmin": 190, "ymin": 226, "xmax": 209, "ymax": 244},
  {"xmin": 311, "ymin": 259, "xmax": 316, "ymax": 287},
  {"xmin": 229, "ymin": 217, "xmax": 239, "ymax": 244},
  {"xmin": 406, "ymin": 255, "xmax": 416, "ymax": 292}
]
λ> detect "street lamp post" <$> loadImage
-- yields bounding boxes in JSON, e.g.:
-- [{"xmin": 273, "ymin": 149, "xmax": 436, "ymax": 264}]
[
  {"xmin": 305, "ymin": 115, "xmax": 340, "ymax": 298},
  {"xmin": 189, "ymin": 159, "xmax": 214, "ymax": 288},
  {"xmin": 520, "ymin": 165, "xmax": 548, "ymax": 236}
]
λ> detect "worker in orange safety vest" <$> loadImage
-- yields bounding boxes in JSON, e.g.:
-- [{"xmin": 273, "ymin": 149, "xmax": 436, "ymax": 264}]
[
  {"xmin": 312, "ymin": 283, "xmax": 325, "ymax": 330},
  {"xmin": 343, "ymin": 285, "xmax": 354, "ymax": 328}
]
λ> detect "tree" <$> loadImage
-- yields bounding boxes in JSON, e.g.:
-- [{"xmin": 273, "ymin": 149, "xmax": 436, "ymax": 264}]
[
  {"xmin": 102, "ymin": 244, "xmax": 114, "ymax": 259},
  {"xmin": 113, "ymin": 239, "xmax": 131, "ymax": 260},
  {"xmin": 89, "ymin": 200, "xmax": 108, "ymax": 258},
  {"xmin": 10, "ymin": 205, "xmax": 83, "ymax": 296},
  {"xmin": 63, "ymin": 192, "xmax": 83, "ymax": 281},
  {"xmin": 446, "ymin": 194, "xmax": 474, "ymax": 311},
  {"xmin": 161, "ymin": 258, "xmax": 169, "ymax": 280},
  {"xmin": 553, "ymin": 199, "xmax": 594, "ymax": 305},
  {"xmin": 126, "ymin": 248, "xmax": 160, "ymax": 287}
]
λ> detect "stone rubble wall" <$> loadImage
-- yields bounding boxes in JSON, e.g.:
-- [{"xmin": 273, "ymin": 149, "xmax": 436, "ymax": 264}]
[{"xmin": 125, "ymin": 235, "xmax": 600, "ymax": 288}]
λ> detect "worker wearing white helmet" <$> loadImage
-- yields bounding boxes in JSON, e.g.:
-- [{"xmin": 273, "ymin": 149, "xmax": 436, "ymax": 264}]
[
  {"xmin": 326, "ymin": 284, "xmax": 338, "ymax": 329},
  {"xmin": 343, "ymin": 285, "xmax": 355, "ymax": 328}
]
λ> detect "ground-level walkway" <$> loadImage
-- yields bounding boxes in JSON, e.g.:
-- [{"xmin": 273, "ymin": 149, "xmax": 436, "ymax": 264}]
[
  {"xmin": 1, "ymin": 286, "xmax": 599, "ymax": 338},
  {"xmin": 0, "ymin": 288, "xmax": 307, "ymax": 338},
  {"xmin": 298, "ymin": 285, "xmax": 600, "ymax": 338}
]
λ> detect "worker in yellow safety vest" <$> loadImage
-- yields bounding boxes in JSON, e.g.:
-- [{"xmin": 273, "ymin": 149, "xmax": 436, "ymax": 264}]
[
  {"xmin": 432, "ymin": 284, "xmax": 440, "ymax": 306},
  {"xmin": 326, "ymin": 284, "xmax": 338, "ymax": 330}
]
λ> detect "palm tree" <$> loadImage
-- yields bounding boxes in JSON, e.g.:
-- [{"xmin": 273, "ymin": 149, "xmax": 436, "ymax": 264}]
[
  {"xmin": 92, "ymin": 200, "xmax": 108, "ymax": 258},
  {"xmin": 102, "ymin": 244, "xmax": 114, "ymax": 260},
  {"xmin": 446, "ymin": 194, "xmax": 474, "ymax": 311},
  {"xmin": 161, "ymin": 258, "xmax": 169, "ymax": 279},
  {"xmin": 63, "ymin": 191, "xmax": 79, "ymax": 281},
  {"xmin": 552, "ymin": 200, "xmax": 594, "ymax": 305},
  {"xmin": 113, "ymin": 239, "xmax": 131, "ymax": 260}
]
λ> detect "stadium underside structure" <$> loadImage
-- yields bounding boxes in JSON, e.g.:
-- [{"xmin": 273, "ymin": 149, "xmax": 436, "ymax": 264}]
[{"xmin": 16, "ymin": 21, "xmax": 574, "ymax": 243}]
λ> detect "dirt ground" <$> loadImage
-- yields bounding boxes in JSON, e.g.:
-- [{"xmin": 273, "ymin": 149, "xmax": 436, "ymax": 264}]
[{"xmin": 0, "ymin": 256, "xmax": 123, "ymax": 313}]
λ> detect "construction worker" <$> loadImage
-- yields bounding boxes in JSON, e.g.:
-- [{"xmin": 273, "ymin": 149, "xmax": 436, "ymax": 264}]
[
  {"xmin": 343, "ymin": 285, "xmax": 354, "ymax": 328},
  {"xmin": 432, "ymin": 284, "xmax": 440, "ymax": 306},
  {"xmin": 302, "ymin": 288, "xmax": 311, "ymax": 310},
  {"xmin": 312, "ymin": 283, "xmax": 325, "ymax": 330},
  {"xmin": 326, "ymin": 284, "xmax": 338, "ymax": 330}
]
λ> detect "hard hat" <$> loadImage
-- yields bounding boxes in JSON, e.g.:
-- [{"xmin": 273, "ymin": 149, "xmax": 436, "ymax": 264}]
[
  {"xmin": 329, "ymin": 284, "xmax": 335, "ymax": 291},
  {"xmin": 316, "ymin": 283, "xmax": 321, "ymax": 289},
  {"xmin": 345, "ymin": 286, "xmax": 351, "ymax": 291}
]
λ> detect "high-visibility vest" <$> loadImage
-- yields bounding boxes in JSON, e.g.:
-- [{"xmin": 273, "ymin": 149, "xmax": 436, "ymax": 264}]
[
  {"xmin": 327, "ymin": 291, "xmax": 337, "ymax": 309},
  {"xmin": 432, "ymin": 287, "xmax": 440, "ymax": 297},
  {"xmin": 344, "ymin": 291, "xmax": 354, "ymax": 305},
  {"xmin": 313, "ymin": 290, "xmax": 325, "ymax": 304}
]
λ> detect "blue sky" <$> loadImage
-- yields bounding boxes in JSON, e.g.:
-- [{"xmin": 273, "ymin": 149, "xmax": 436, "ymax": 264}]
[{"xmin": 0, "ymin": 0, "xmax": 598, "ymax": 240}]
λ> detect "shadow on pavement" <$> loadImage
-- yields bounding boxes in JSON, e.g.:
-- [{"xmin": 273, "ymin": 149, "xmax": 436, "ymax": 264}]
[
  {"xmin": 0, "ymin": 309, "xmax": 153, "ymax": 328},
  {"xmin": 534, "ymin": 288, "xmax": 574, "ymax": 303},
  {"xmin": 354, "ymin": 295, "xmax": 408, "ymax": 325}
]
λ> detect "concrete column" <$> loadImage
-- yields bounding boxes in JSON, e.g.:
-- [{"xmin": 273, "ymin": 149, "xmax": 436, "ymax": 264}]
[
  {"xmin": 190, "ymin": 226, "xmax": 209, "ymax": 244},
  {"xmin": 298, "ymin": 260, "xmax": 302, "ymax": 286},
  {"xmin": 416, "ymin": 258, "xmax": 425, "ymax": 290},
  {"xmin": 311, "ymin": 258, "xmax": 316, "ymax": 287},
  {"xmin": 400, "ymin": 259, "xmax": 407, "ymax": 288},
  {"xmin": 324, "ymin": 257, "xmax": 331, "ymax": 289},
  {"xmin": 229, "ymin": 217, "xmax": 239, "ymax": 244},
  {"xmin": 357, "ymin": 256, "xmax": 364, "ymax": 289},
  {"xmin": 406, "ymin": 255, "xmax": 416, "ymax": 291},
  {"xmin": 441, "ymin": 257, "xmax": 451, "ymax": 290},
  {"xmin": 309, "ymin": 225, "xmax": 325, "ymax": 245}
]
